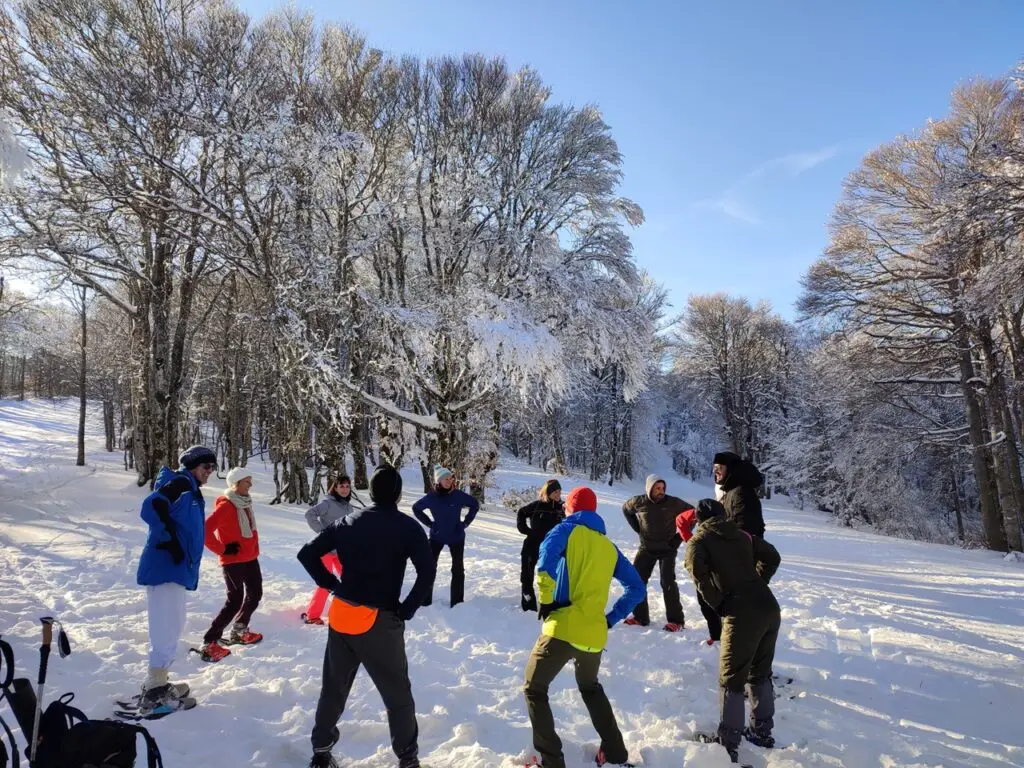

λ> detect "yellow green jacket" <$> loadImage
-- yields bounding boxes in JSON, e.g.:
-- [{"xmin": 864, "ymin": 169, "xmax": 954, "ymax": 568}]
[{"xmin": 536, "ymin": 511, "xmax": 645, "ymax": 651}]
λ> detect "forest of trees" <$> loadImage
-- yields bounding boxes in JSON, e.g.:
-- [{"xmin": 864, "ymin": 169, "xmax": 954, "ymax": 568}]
[{"xmin": 1, "ymin": 0, "xmax": 1022, "ymax": 552}]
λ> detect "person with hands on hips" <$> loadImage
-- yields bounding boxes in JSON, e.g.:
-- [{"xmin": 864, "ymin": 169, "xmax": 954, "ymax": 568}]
[
  {"xmin": 524, "ymin": 486, "xmax": 644, "ymax": 768},
  {"xmin": 298, "ymin": 464, "xmax": 434, "ymax": 768},
  {"xmin": 412, "ymin": 465, "xmax": 479, "ymax": 607}
]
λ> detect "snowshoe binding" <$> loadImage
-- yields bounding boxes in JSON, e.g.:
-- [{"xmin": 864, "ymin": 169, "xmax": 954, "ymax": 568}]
[
  {"xmin": 115, "ymin": 683, "xmax": 196, "ymax": 721},
  {"xmin": 223, "ymin": 623, "xmax": 263, "ymax": 646},
  {"xmin": 190, "ymin": 641, "xmax": 231, "ymax": 662},
  {"xmin": 302, "ymin": 613, "xmax": 325, "ymax": 626},
  {"xmin": 623, "ymin": 617, "xmax": 648, "ymax": 627},
  {"xmin": 663, "ymin": 622, "xmax": 684, "ymax": 633}
]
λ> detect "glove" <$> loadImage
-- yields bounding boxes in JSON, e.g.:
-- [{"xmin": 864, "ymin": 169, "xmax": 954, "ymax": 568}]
[
  {"xmin": 156, "ymin": 534, "xmax": 185, "ymax": 565},
  {"xmin": 397, "ymin": 601, "xmax": 417, "ymax": 621},
  {"xmin": 223, "ymin": 542, "xmax": 241, "ymax": 556},
  {"xmin": 538, "ymin": 601, "xmax": 570, "ymax": 621},
  {"xmin": 606, "ymin": 615, "xmax": 614, "ymax": 629}
]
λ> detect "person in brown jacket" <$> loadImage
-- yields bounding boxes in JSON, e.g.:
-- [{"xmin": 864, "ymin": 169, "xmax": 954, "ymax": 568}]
[
  {"xmin": 684, "ymin": 498, "xmax": 781, "ymax": 764},
  {"xmin": 622, "ymin": 474, "xmax": 693, "ymax": 631}
]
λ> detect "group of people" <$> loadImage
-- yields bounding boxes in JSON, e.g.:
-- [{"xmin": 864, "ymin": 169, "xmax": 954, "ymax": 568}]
[{"xmin": 133, "ymin": 445, "xmax": 779, "ymax": 767}]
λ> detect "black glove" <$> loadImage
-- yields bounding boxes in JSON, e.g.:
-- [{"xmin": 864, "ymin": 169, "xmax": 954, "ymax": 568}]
[
  {"xmin": 397, "ymin": 601, "xmax": 417, "ymax": 621},
  {"xmin": 538, "ymin": 601, "xmax": 570, "ymax": 621},
  {"xmin": 223, "ymin": 542, "xmax": 241, "ymax": 556},
  {"xmin": 606, "ymin": 615, "xmax": 614, "ymax": 629},
  {"xmin": 157, "ymin": 534, "xmax": 185, "ymax": 565}
]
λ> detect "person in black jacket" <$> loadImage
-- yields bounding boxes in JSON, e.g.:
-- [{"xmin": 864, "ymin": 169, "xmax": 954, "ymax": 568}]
[
  {"xmin": 713, "ymin": 452, "xmax": 766, "ymax": 538},
  {"xmin": 516, "ymin": 479, "xmax": 565, "ymax": 612},
  {"xmin": 298, "ymin": 465, "xmax": 435, "ymax": 768}
]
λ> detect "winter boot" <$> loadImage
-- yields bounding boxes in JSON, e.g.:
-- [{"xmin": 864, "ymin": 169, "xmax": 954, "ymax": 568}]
[
  {"xmin": 595, "ymin": 747, "xmax": 635, "ymax": 766},
  {"xmin": 139, "ymin": 684, "xmax": 197, "ymax": 716},
  {"xmin": 228, "ymin": 622, "xmax": 263, "ymax": 645},
  {"xmin": 301, "ymin": 612, "xmax": 325, "ymax": 625}
]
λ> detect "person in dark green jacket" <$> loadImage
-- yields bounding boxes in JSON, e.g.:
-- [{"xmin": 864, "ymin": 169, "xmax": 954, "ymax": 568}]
[{"xmin": 684, "ymin": 499, "xmax": 781, "ymax": 764}]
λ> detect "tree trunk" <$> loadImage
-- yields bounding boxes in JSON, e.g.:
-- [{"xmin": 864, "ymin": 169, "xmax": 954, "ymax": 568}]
[
  {"xmin": 103, "ymin": 400, "xmax": 115, "ymax": 452},
  {"xmin": 18, "ymin": 354, "xmax": 26, "ymax": 401},
  {"xmin": 349, "ymin": 415, "xmax": 369, "ymax": 490},
  {"xmin": 76, "ymin": 285, "xmax": 87, "ymax": 467}
]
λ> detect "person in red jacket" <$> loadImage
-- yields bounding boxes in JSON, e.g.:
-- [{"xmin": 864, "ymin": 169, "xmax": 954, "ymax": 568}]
[
  {"xmin": 199, "ymin": 467, "xmax": 264, "ymax": 661},
  {"xmin": 676, "ymin": 507, "xmax": 721, "ymax": 644}
]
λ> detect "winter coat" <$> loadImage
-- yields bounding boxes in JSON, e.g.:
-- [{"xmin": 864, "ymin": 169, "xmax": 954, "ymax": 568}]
[
  {"xmin": 204, "ymin": 495, "xmax": 260, "ymax": 565},
  {"xmin": 536, "ymin": 511, "xmax": 645, "ymax": 651},
  {"xmin": 136, "ymin": 467, "xmax": 206, "ymax": 590},
  {"xmin": 297, "ymin": 501, "xmax": 435, "ymax": 614},
  {"xmin": 719, "ymin": 459, "xmax": 766, "ymax": 537},
  {"xmin": 412, "ymin": 488, "xmax": 480, "ymax": 545},
  {"xmin": 305, "ymin": 493, "xmax": 355, "ymax": 534},
  {"xmin": 684, "ymin": 516, "xmax": 780, "ymax": 619},
  {"xmin": 622, "ymin": 475, "xmax": 693, "ymax": 553},
  {"xmin": 517, "ymin": 499, "xmax": 566, "ymax": 551}
]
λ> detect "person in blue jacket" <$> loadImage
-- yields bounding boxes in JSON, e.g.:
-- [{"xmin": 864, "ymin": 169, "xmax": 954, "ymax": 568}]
[
  {"xmin": 412, "ymin": 465, "xmax": 479, "ymax": 607},
  {"xmin": 135, "ymin": 445, "xmax": 216, "ymax": 715}
]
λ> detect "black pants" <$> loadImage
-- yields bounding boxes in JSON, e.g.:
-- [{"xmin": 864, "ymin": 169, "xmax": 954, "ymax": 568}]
[
  {"xmin": 424, "ymin": 539, "xmax": 464, "ymax": 607},
  {"xmin": 698, "ymin": 592, "xmax": 722, "ymax": 642},
  {"xmin": 630, "ymin": 548, "xmax": 684, "ymax": 625},
  {"xmin": 311, "ymin": 611, "xmax": 418, "ymax": 766},
  {"xmin": 520, "ymin": 541, "xmax": 540, "ymax": 611},
  {"xmin": 203, "ymin": 559, "xmax": 262, "ymax": 644}
]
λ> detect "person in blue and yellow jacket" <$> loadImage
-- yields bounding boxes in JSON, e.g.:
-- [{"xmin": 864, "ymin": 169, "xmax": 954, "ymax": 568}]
[{"xmin": 523, "ymin": 486, "xmax": 644, "ymax": 768}]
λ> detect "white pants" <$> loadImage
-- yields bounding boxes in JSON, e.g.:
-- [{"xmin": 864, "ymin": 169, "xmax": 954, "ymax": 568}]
[{"xmin": 147, "ymin": 583, "xmax": 187, "ymax": 670}]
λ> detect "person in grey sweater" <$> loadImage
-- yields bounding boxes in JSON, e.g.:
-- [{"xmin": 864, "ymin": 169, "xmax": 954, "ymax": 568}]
[{"xmin": 301, "ymin": 474, "xmax": 364, "ymax": 624}]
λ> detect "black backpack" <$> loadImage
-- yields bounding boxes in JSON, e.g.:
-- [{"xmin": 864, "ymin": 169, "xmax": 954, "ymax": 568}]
[{"xmin": 1, "ymin": 636, "xmax": 163, "ymax": 768}]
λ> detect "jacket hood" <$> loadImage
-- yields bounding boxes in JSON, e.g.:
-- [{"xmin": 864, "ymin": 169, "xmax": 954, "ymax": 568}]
[
  {"xmin": 696, "ymin": 498, "xmax": 726, "ymax": 522},
  {"xmin": 697, "ymin": 515, "xmax": 748, "ymax": 542},
  {"xmin": 645, "ymin": 474, "xmax": 666, "ymax": 500},
  {"xmin": 719, "ymin": 459, "xmax": 764, "ymax": 491},
  {"xmin": 566, "ymin": 510, "xmax": 606, "ymax": 535},
  {"xmin": 155, "ymin": 466, "xmax": 195, "ymax": 492}
]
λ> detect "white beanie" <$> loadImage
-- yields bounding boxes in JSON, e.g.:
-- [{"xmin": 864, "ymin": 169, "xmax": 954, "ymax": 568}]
[{"xmin": 226, "ymin": 466, "xmax": 253, "ymax": 489}]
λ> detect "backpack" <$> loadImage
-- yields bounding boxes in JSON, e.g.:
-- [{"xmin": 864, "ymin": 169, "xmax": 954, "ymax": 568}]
[{"xmin": 0, "ymin": 636, "xmax": 163, "ymax": 768}]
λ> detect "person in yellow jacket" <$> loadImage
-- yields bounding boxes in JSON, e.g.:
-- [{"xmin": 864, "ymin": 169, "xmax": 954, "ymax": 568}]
[{"xmin": 523, "ymin": 486, "xmax": 645, "ymax": 768}]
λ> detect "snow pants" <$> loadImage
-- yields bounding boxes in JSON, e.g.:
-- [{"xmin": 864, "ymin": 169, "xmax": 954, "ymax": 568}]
[
  {"xmin": 146, "ymin": 582, "xmax": 187, "ymax": 670},
  {"xmin": 311, "ymin": 610, "xmax": 418, "ymax": 767},
  {"xmin": 630, "ymin": 548, "xmax": 685, "ymax": 626},
  {"xmin": 520, "ymin": 540, "xmax": 541, "ymax": 611},
  {"xmin": 718, "ymin": 602, "xmax": 781, "ymax": 750},
  {"xmin": 523, "ymin": 635, "xmax": 628, "ymax": 768},
  {"xmin": 424, "ymin": 539, "xmax": 464, "ymax": 607},
  {"xmin": 203, "ymin": 559, "xmax": 263, "ymax": 644}
]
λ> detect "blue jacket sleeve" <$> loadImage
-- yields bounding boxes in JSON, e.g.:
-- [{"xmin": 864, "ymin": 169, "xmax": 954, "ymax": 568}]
[
  {"xmin": 535, "ymin": 522, "xmax": 571, "ymax": 604},
  {"xmin": 411, "ymin": 494, "xmax": 433, "ymax": 527},
  {"xmin": 607, "ymin": 547, "xmax": 645, "ymax": 627},
  {"xmin": 459, "ymin": 490, "xmax": 480, "ymax": 528}
]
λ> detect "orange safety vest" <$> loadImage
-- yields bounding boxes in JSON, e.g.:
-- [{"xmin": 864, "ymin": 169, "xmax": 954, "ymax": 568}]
[{"xmin": 328, "ymin": 596, "xmax": 379, "ymax": 635}]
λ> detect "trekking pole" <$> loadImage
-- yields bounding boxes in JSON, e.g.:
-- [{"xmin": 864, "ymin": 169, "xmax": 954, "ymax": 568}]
[{"xmin": 28, "ymin": 619, "xmax": 53, "ymax": 764}]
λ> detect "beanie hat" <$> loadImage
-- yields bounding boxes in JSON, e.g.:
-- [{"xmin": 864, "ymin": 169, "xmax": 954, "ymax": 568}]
[
  {"xmin": 540, "ymin": 479, "xmax": 561, "ymax": 499},
  {"xmin": 713, "ymin": 451, "xmax": 740, "ymax": 466},
  {"xmin": 433, "ymin": 465, "xmax": 453, "ymax": 485},
  {"xmin": 696, "ymin": 498, "xmax": 726, "ymax": 522},
  {"xmin": 225, "ymin": 466, "xmax": 253, "ymax": 489},
  {"xmin": 565, "ymin": 486, "xmax": 597, "ymax": 515},
  {"xmin": 370, "ymin": 464, "xmax": 403, "ymax": 505},
  {"xmin": 179, "ymin": 445, "xmax": 216, "ymax": 471}
]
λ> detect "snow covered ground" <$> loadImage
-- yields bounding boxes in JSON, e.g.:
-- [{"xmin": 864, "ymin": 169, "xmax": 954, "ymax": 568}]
[{"xmin": 1, "ymin": 399, "xmax": 1023, "ymax": 767}]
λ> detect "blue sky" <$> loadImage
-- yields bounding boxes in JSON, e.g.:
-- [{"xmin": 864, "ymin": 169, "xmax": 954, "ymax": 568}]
[{"xmin": 238, "ymin": 0, "xmax": 1024, "ymax": 318}]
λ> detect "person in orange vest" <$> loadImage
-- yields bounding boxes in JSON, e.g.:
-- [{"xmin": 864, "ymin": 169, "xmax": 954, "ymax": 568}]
[
  {"xmin": 298, "ymin": 465, "xmax": 435, "ymax": 768},
  {"xmin": 198, "ymin": 467, "xmax": 264, "ymax": 662}
]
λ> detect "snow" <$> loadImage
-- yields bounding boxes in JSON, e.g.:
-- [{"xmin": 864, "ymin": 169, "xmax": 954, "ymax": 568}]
[{"xmin": 1, "ymin": 399, "xmax": 1023, "ymax": 767}]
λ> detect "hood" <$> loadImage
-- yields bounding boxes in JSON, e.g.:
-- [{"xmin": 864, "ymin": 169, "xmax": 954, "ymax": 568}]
[
  {"xmin": 645, "ymin": 474, "xmax": 665, "ymax": 500},
  {"xmin": 566, "ymin": 510, "xmax": 607, "ymax": 536},
  {"xmin": 154, "ymin": 466, "xmax": 193, "ymax": 492},
  {"xmin": 698, "ymin": 515, "xmax": 748, "ymax": 542},
  {"xmin": 720, "ymin": 459, "xmax": 764, "ymax": 492},
  {"xmin": 696, "ymin": 498, "xmax": 726, "ymax": 523}
]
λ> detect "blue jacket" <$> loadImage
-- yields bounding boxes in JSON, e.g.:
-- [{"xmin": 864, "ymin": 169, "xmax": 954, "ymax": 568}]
[
  {"xmin": 412, "ymin": 488, "xmax": 480, "ymax": 545},
  {"xmin": 536, "ymin": 511, "xmax": 645, "ymax": 649},
  {"xmin": 297, "ymin": 502, "xmax": 435, "ymax": 615},
  {"xmin": 136, "ymin": 467, "xmax": 206, "ymax": 590}
]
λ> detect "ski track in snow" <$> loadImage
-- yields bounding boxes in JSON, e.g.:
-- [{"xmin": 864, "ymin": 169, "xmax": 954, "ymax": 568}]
[{"xmin": 1, "ymin": 399, "xmax": 1023, "ymax": 767}]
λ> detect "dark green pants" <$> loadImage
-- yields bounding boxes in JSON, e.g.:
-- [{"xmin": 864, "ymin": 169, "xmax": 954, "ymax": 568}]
[
  {"xmin": 523, "ymin": 635, "xmax": 628, "ymax": 768},
  {"xmin": 718, "ymin": 605, "xmax": 781, "ymax": 749}
]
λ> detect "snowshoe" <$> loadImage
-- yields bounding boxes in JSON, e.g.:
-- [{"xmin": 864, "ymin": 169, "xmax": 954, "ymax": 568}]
[
  {"xmin": 115, "ymin": 681, "xmax": 190, "ymax": 709},
  {"xmin": 224, "ymin": 624, "xmax": 263, "ymax": 645},
  {"xmin": 115, "ymin": 683, "xmax": 197, "ymax": 721},
  {"xmin": 308, "ymin": 751, "xmax": 340, "ymax": 768},
  {"xmin": 663, "ymin": 622, "xmax": 684, "ymax": 633},
  {"xmin": 623, "ymin": 617, "xmax": 648, "ymax": 627},
  {"xmin": 595, "ymin": 747, "xmax": 634, "ymax": 766},
  {"xmin": 524, "ymin": 758, "xmax": 541, "ymax": 767},
  {"xmin": 302, "ymin": 613, "xmax": 325, "ymax": 626},
  {"xmin": 190, "ymin": 641, "xmax": 231, "ymax": 662},
  {"xmin": 743, "ymin": 726, "xmax": 775, "ymax": 749}
]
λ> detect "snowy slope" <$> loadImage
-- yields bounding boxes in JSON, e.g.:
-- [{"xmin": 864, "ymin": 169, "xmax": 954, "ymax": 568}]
[{"xmin": 1, "ymin": 399, "xmax": 1022, "ymax": 767}]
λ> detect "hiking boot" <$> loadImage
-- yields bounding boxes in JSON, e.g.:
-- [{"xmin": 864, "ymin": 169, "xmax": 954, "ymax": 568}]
[
  {"xmin": 663, "ymin": 622, "xmax": 684, "ymax": 632},
  {"xmin": 139, "ymin": 684, "xmax": 196, "ymax": 715},
  {"xmin": 229, "ymin": 623, "xmax": 263, "ymax": 644},
  {"xmin": 623, "ymin": 617, "xmax": 648, "ymax": 627},
  {"xmin": 744, "ymin": 726, "xmax": 775, "ymax": 748},
  {"xmin": 197, "ymin": 640, "xmax": 231, "ymax": 662},
  {"xmin": 301, "ymin": 612, "xmax": 325, "ymax": 625}
]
